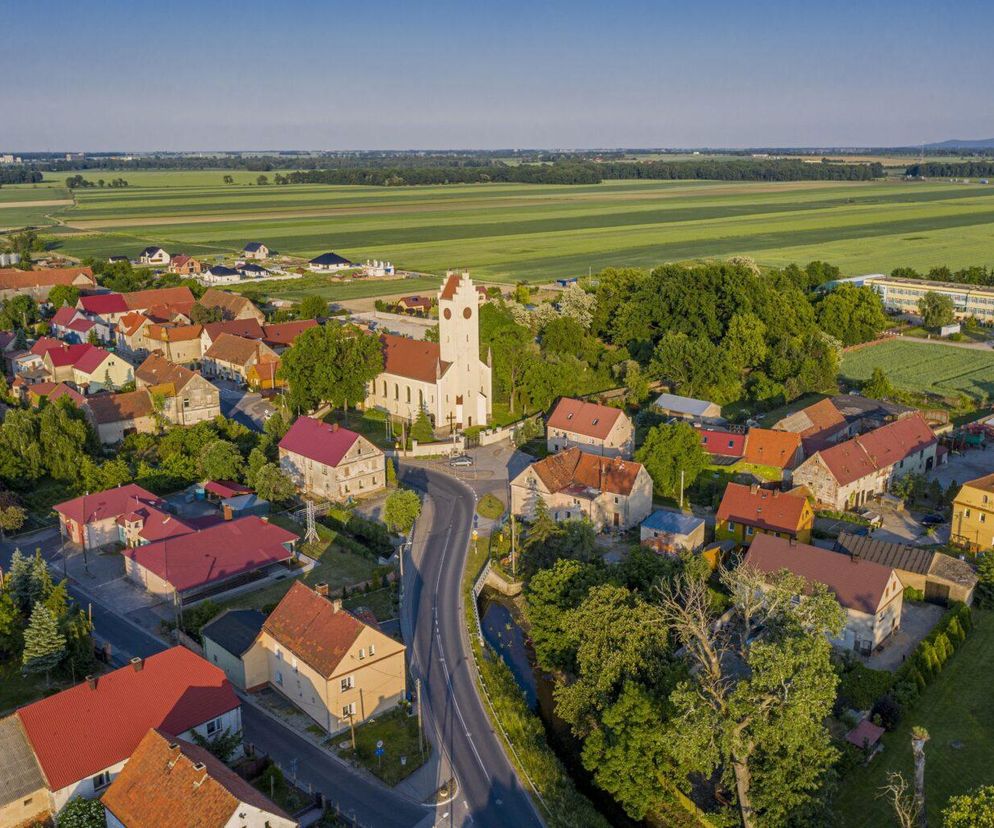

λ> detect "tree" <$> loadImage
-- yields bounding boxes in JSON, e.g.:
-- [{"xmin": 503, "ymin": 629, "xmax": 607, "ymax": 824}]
[
  {"xmin": 410, "ymin": 409, "xmax": 434, "ymax": 443},
  {"xmin": 657, "ymin": 565, "xmax": 845, "ymax": 828},
  {"xmin": 39, "ymin": 398, "xmax": 93, "ymax": 484},
  {"xmin": 635, "ymin": 422, "xmax": 708, "ymax": 499},
  {"xmin": 557, "ymin": 283, "xmax": 597, "ymax": 328},
  {"xmin": 0, "ymin": 294, "xmax": 39, "ymax": 330},
  {"xmin": 975, "ymin": 553, "xmax": 994, "ymax": 609},
  {"xmin": 384, "ymin": 488, "xmax": 421, "ymax": 533},
  {"xmin": 817, "ymin": 285, "xmax": 888, "ymax": 345},
  {"xmin": 0, "ymin": 409, "xmax": 43, "ymax": 481},
  {"xmin": 252, "ymin": 463, "xmax": 296, "ymax": 503},
  {"xmin": 298, "ymin": 295, "xmax": 327, "ymax": 319},
  {"xmin": 541, "ymin": 316, "xmax": 587, "ymax": 357},
  {"xmin": 190, "ymin": 727, "xmax": 243, "ymax": 763},
  {"xmin": 198, "ymin": 439, "xmax": 245, "ymax": 482},
  {"xmin": 280, "ymin": 325, "xmax": 383, "ymax": 413},
  {"xmin": 385, "ymin": 456, "xmax": 397, "ymax": 487},
  {"xmin": 256, "ymin": 174, "xmax": 269, "ymax": 185},
  {"xmin": 880, "ymin": 772, "xmax": 921, "ymax": 828},
  {"xmin": 943, "ymin": 785, "xmax": 994, "ymax": 828},
  {"xmin": 47, "ymin": 283, "xmax": 81, "ymax": 310},
  {"xmin": 912, "ymin": 726, "xmax": 930, "ymax": 827},
  {"xmin": 0, "ymin": 592, "xmax": 23, "ymax": 657},
  {"xmin": 522, "ymin": 516, "xmax": 599, "ymax": 576},
  {"xmin": 58, "ymin": 796, "xmax": 107, "ymax": 828},
  {"xmin": 0, "ymin": 504, "xmax": 26, "ymax": 539},
  {"xmin": 190, "ymin": 303, "xmax": 224, "ymax": 324},
  {"xmin": 223, "ymin": 175, "xmax": 235, "ymax": 184},
  {"xmin": 918, "ymin": 292, "xmax": 955, "ymax": 330},
  {"xmin": 22, "ymin": 602, "xmax": 66, "ymax": 685},
  {"xmin": 862, "ymin": 367, "xmax": 897, "ymax": 400}
]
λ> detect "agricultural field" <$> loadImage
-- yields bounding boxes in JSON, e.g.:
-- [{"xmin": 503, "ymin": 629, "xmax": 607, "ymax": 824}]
[
  {"xmin": 0, "ymin": 182, "xmax": 73, "ymax": 231},
  {"xmin": 6, "ymin": 171, "xmax": 994, "ymax": 287},
  {"xmin": 839, "ymin": 339, "xmax": 994, "ymax": 401}
]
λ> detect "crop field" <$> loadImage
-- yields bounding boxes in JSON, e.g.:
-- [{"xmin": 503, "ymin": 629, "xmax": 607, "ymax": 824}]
[
  {"xmin": 5, "ymin": 172, "xmax": 994, "ymax": 285},
  {"xmin": 0, "ymin": 183, "xmax": 72, "ymax": 231},
  {"xmin": 840, "ymin": 339, "xmax": 994, "ymax": 400}
]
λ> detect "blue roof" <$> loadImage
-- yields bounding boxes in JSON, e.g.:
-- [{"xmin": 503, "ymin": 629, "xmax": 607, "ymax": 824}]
[{"xmin": 641, "ymin": 510, "xmax": 704, "ymax": 535}]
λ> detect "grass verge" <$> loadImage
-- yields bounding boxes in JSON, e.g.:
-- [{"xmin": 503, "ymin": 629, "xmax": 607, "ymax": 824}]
[{"xmin": 343, "ymin": 707, "xmax": 428, "ymax": 786}]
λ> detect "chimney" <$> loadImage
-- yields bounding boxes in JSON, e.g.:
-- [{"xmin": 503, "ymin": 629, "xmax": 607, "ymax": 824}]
[
  {"xmin": 315, "ymin": 582, "xmax": 329, "ymax": 597},
  {"xmin": 329, "ymin": 423, "xmax": 338, "ymax": 433},
  {"xmin": 330, "ymin": 598, "xmax": 342, "ymax": 613},
  {"xmin": 130, "ymin": 656, "xmax": 144, "ymax": 672},
  {"xmin": 86, "ymin": 675, "xmax": 97, "ymax": 690},
  {"xmin": 750, "ymin": 484, "xmax": 759, "ymax": 495}
]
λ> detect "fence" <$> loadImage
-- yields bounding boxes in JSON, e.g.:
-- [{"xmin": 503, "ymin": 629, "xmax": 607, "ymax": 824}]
[{"xmin": 470, "ymin": 557, "xmax": 491, "ymax": 646}]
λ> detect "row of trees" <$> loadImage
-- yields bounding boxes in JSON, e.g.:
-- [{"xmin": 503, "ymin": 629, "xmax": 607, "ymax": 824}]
[
  {"xmin": 905, "ymin": 161, "xmax": 994, "ymax": 178},
  {"xmin": 65, "ymin": 175, "xmax": 128, "ymax": 189},
  {"xmin": 0, "ymin": 167, "xmax": 43, "ymax": 185}
]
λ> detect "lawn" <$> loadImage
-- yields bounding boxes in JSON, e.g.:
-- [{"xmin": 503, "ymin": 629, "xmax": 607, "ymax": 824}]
[
  {"xmin": 12, "ymin": 175, "xmax": 994, "ymax": 286},
  {"xmin": 343, "ymin": 585, "xmax": 398, "ymax": 622},
  {"xmin": 0, "ymin": 660, "xmax": 54, "ymax": 715},
  {"xmin": 833, "ymin": 609, "xmax": 994, "ymax": 827},
  {"xmin": 840, "ymin": 339, "xmax": 994, "ymax": 401},
  {"xmin": 344, "ymin": 707, "xmax": 428, "ymax": 786},
  {"xmin": 476, "ymin": 493, "xmax": 506, "ymax": 520}
]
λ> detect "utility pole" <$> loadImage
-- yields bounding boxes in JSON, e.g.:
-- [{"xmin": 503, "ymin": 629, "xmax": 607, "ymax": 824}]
[
  {"xmin": 510, "ymin": 515, "xmax": 517, "ymax": 577},
  {"xmin": 416, "ymin": 677, "xmax": 424, "ymax": 758},
  {"xmin": 348, "ymin": 712, "xmax": 356, "ymax": 751},
  {"xmin": 679, "ymin": 468, "xmax": 685, "ymax": 509}
]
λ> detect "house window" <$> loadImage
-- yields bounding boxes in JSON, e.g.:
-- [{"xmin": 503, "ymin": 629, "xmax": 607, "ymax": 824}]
[
  {"xmin": 745, "ymin": 525, "xmax": 754, "ymax": 536},
  {"xmin": 206, "ymin": 717, "xmax": 222, "ymax": 736},
  {"xmin": 728, "ymin": 440, "xmax": 734, "ymax": 449},
  {"xmin": 275, "ymin": 648, "xmax": 282, "ymax": 661},
  {"xmin": 341, "ymin": 676, "xmax": 355, "ymax": 692},
  {"xmin": 343, "ymin": 702, "xmax": 356, "ymax": 718},
  {"xmin": 358, "ymin": 648, "xmax": 366, "ymax": 660},
  {"xmin": 275, "ymin": 670, "xmax": 284, "ymax": 686},
  {"xmin": 966, "ymin": 509, "xmax": 972, "ymax": 518},
  {"xmin": 727, "ymin": 521, "xmax": 736, "ymax": 531},
  {"xmin": 92, "ymin": 770, "xmax": 112, "ymax": 791},
  {"xmin": 369, "ymin": 643, "xmax": 375, "ymax": 656},
  {"xmin": 982, "ymin": 514, "xmax": 987, "ymax": 524},
  {"xmin": 291, "ymin": 656, "xmax": 298, "ymax": 673}
]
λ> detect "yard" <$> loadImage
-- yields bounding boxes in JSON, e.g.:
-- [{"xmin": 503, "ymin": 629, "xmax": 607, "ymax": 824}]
[
  {"xmin": 833, "ymin": 609, "xmax": 994, "ymax": 827},
  {"xmin": 0, "ymin": 660, "xmax": 55, "ymax": 715},
  {"xmin": 342, "ymin": 707, "xmax": 428, "ymax": 786}
]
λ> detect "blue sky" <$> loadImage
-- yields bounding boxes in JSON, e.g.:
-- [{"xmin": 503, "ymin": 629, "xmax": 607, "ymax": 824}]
[{"xmin": 3, "ymin": 0, "xmax": 992, "ymax": 151}]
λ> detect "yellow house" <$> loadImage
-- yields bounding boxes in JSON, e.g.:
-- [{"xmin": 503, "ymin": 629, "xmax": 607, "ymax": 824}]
[
  {"xmin": 244, "ymin": 581, "xmax": 406, "ymax": 734},
  {"xmin": 952, "ymin": 473, "xmax": 994, "ymax": 551},
  {"xmin": 715, "ymin": 482, "xmax": 814, "ymax": 545}
]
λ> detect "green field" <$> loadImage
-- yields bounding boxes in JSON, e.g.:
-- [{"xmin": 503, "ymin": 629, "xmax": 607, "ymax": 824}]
[
  {"xmin": 840, "ymin": 339, "xmax": 994, "ymax": 401},
  {"xmin": 0, "ymin": 182, "xmax": 73, "ymax": 231},
  {"xmin": 6, "ymin": 171, "xmax": 994, "ymax": 283},
  {"xmin": 834, "ymin": 610, "xmax": 994, "ymax": 827}
]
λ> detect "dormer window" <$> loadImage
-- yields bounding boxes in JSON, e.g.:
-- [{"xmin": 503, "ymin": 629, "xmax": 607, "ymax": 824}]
[
  {"xmin": 591, "ymin": 418, "xmax": 599, "ymax": 426},
  {"xmin": 358, "ymin": 648, "xmax": 366, "ymax": 660}
]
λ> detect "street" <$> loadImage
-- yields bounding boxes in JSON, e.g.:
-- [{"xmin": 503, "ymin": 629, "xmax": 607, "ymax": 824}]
[{"xmin": 213, "ymin": 378, "xmax": 275, "ymax": 431}]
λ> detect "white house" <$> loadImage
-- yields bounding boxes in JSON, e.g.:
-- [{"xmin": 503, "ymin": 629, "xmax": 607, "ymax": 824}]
[
  {"xmin": 138, "ymin": 247, "xmax": 170, "ymax": 266},
  {"xmin": 546, "ymin": 397, "xmax": 634, "ymax": 458},
  {"xmin": 309, "ymin": 252, "xmax": 352, "ymax": 272},
  {"xmin": 279, "ymin": 416, "xmax": 385, "ymax": 500}
]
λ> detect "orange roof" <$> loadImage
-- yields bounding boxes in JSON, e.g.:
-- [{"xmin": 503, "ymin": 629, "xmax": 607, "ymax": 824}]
[
  {"xmin": 118, "ymin": 311, "xmax": 150, "ymax": 337},
  {"xmin": 146, "ymin": 323, "xmax": 203, "ymax": 342},
  {"xmin": 122, "ymin": 286, "xmax": 195, "ymax": 311},
  {"xmin": 817, "ymin": 413, "xmax": 936, "ymax": 486},
  {"xmin": 263, "ymin": 581, "xmax": 369, "ymax": 677},
  {"xmin": 777, "ymin": 398, "xmax": 848, "ymax": 450},
  {"xmin": 530, "ymin": 447, "xmax": 644, "ymax": 496},
  {"xmin": 380, "ymin": 333, "xmax": 449, "ymax": 383},
  {"xmin": 204, "ymin": 333, "xmax": 276, "ymax": 367},
  {"xmin": 547, "ymin": 397, "xmax": 623, "ymax": 440},
  {"xmin": 439, "ymin": 272, "xmax": 462, "ymax": 300},
  {"xmin": 744, "ymin": 428, "xmax": 802, "ymax": 469},
  {"xmin": 102, "ymin": 729, "xmax": 290, "ymax": 828},
  {"xmin": 716, "ymin": 482, "xmax": 810, "ymax": 534},
  {"xmin": 200, "ymin": 288, "xmax": 261, "ymax": 319},
  {"xmin": 136, "ymin": 353, "xmax": 198, "ymax": 393},
  {"xmin": 0, "ymin": 266, "xmax": 95, "ymax": 290},
  {"xmin": 86, "ymin": 390, "xmax": 154, "ymax": 424}
]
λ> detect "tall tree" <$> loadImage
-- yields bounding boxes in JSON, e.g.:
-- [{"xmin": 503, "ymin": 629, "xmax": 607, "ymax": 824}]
[
  {"xmin": 47, "ymin": 284, "xmax": 81, "ymax": 310},
  {"xmin": 918, "ymin": 292, "xmax": 955, "ymax": 329},
  {"xmin": 635, "ymin": 422, "xmax": 708, "ymax": 500},
  {"xmin": 252, "ymin": 463, "xmax": 296, "ymax": 503},
  {"xmin": 943, "ymin": 784, "xmax": 994, "ymax": 828},
  {"xmin": 39, "ymin": 398, "xmax": 93, "ymax": 484},
  {"xmin": 817, "ymin": 284, "xmax": 888, "ymax": 345},
  {"xmin": 384, "ymin": 488, "xmax": 422, "ymax": 533},
  {"xmin": 197, "ymin": 439, "xmax": 245, "ymax": 482},
  {"xmin": 298, "ymin": 295, "xmax": 327, "ymax": 319},
  {"xmin": 22, "ymin": 603, "xmax": 66, "ymax": 685}
]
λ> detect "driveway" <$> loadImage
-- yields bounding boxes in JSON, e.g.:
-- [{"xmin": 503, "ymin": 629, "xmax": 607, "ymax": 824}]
[
  {"xmin": 865, "ymin": 602, "xmax": 945, "ymax": 672},
  {"xmin": 212, "ymin": 378, "xmax": 275, "ymax": 431},
  {"xmin": 932, "ymin": 446, "xmax": 994, "ymax": 490}
]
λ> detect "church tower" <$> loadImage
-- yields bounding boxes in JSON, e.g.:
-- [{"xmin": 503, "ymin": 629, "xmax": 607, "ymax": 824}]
[{"xmin": 438, "ymin": 270, "xmax": 490, "ymax": 428}]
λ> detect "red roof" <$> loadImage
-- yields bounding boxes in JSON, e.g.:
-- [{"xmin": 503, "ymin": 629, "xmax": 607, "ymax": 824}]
[
  {"xmin": 817, "ymin": 414, "xmax": 936, "ymax": 486},
  {"xmin": 0, "ymin": 266, "xmax": 95, "ymax": 290},
  {"xmin": 380, "ymin": 333, "xmax": 449, "ymax": 383},
  {"xmin": 204, "ymin": 480, "xmax": 253, "ymax": 499},
  {"xmin": 203, "ymin": 319, "xmax": 265, "ymax": 342},
  {"xmin": 547, "ymin": 397, "xmax": 623, "ymax": 440},
  {"xmin": 71, "ymin": 345, "xmax": 112, "ymax": 374},
  {"xmin": 123, "ymin": 286, "xmax": 195, "ymax": 312},
  {"xmin": 743, "ymin": 533, "xmax": 896, "ymax": 614},
  {"xmin": 744, "ymin": 428, "xmax": 802, "ymax": 470},
  {"xmin": 51, "ymin": 306, "xmax": 79, "ymax": 327},
  {"xmin": 529, "ymin": 446, "xmax": 645, "ymax": 496},
  {"xmin": 17, "ymin": 647, "xmax": 238, "ymax": 792},
  {"xmin": 716, "ymin": 482, "xmax": 810, "ymax": 534},
  {"xmin": 45, "ymin": 342, "xmax": 96, "ymax": 368},
  {"xmin": 30, "ymin": 336, "xmax": 65, "ymax": 356},
  {"xmin": 47, "ymin": 383, "xmax": 87, "ymax": 407},
  {"xmin": 846, "ymin": 719, "xmax": 886, "ymax": 749},
  {"xmin": 262, "ymin": 319, "xmax": 318, "ymax": 347},
  {"xmin": 439, "ymin": 272, "xmax": 462, "ymax": 300},
  {"xmin": 55, "ymin": 483, "xmax": 165, "ymax": 526},
  {"xmin": 279, "ymin": 416, "xmax": 361, "ymax": 468},
  {"xmin": 124, "ymin": 516, "xmax": 297, "ymax": 593},
  {"xmin": 79, "ymin": 293, "xmax": 129, "ymax": 315},
  {"xmin": 66, "ymin": 317, "xmax": 95, "ymax": 334},
  {"xmin": 697, "ymin": 426, "xmax": 747, "ymax": 458}
]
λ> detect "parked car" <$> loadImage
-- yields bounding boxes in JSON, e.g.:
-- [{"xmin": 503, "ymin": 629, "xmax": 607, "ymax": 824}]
[
  {"xmin": 448, "ymin": 454, "xmax": 473, "ymax": 468},
  {"xmin": 920, "ymin": 513, "xmax": 946, "ymax": 526}
]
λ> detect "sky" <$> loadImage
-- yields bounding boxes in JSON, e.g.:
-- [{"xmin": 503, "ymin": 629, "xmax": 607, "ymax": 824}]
[{"xmin": 3, "ymin": 0, "xmax": 993, "ymax": 152}]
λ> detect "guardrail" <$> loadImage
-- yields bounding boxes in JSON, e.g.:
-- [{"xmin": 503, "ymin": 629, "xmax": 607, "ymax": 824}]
[{"xmin": 470, "ymin": 557, "xmax": 491, "ymax": 646}]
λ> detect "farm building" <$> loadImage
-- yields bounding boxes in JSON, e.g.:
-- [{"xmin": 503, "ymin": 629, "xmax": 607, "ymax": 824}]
[
  {"xmin": 640, "ymin": 510, "xmax": 705, "ymax": 553},
  {"xmin": 652, "ymin": 393, "xmax": 721, "ymax": 422}
]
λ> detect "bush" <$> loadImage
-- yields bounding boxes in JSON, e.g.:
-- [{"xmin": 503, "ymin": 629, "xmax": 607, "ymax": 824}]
[
  {"xmin": 870, "ymin": 694, "xmax": 903, "ymax": 730},
  {"xmin": 837, "ymin": 661, "xmax": 894, "ymax": 710},
  {"xmin": 904, "ymin": 586, "xmax": 925, "ymax": 602}
]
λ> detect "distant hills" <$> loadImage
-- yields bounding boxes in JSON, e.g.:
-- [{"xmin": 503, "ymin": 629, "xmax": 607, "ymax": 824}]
[{"xmin": 924, "ymin": 138, "xmax": 994, "ymax": 150}]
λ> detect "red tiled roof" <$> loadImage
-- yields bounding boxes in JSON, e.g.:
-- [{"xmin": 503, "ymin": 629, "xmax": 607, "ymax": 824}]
[
  {"xmin": 846, "ymin": 719, "xmax": 885, "ymax": 749},
  {"xmin": 204, "ymin": 333, "xmax": 276, "ymax": 367},
  {"xmin": 102, "ymin": 729, "xmax": 289, "ymax": 828},
  {"xmin": 199, "ymin": 289, "xmax": 260, "ymax": 319},
  {"xmin": 146, "ymin": 323, "xmax": 203, "ymax": 342},
  {"xmin": 85, "ymin": 390, "xmax": 154, "ymax": 424},
  {"xmin": 203, "ymin": 319, "xmax": 265, "ymax": 342},
  {"xmin": 118, "ymin": 311, "xmax": 149, "ymax": 337},
  {"xmin": 380, "ymin": 333, "xmax": 449, "ymax": 383},
  {"xmin": 71, "ymin": 345, "xmax": 112, "ymax": 375},
  {"xmin": 135, "ymin": 353, "xmax": 198, "ymax": 393},
  {"xmin": 279, "ymin": 416, "xmax": 361, "ymax": 468},
  {"xmin": 45, "ymin": 342, "xmax": 96, "ymax": 368},
  {"xmin": 123, "ymin": 286, "xmax": 195, "ymax": 311},
  {"xmin": 439, "ymin": 272, "xmax": 462, "ymax": 300},
  {"xmin": 145, "ymin": 302, "xmax": 194, "ymax": 323},
  {"xmin": 16, "ymin": 647, "xmax": 238, "ymax": 792},
  {"xmin": 716, "ymin": 482, "xmax": 809, "ymax": 534},
  {"xmin": 744, "ymin": 428, "xmax": 802, "ymax": 469},
  {"xmin": 55, "ymin": 483, "xmax": 165, "ymax": 525},
  {"xmin": 79, "ymin": 293, "xmax": 129, "ymax": 315},
  {"xmin": 547, "ymin": 398, "xmax": 623, "ymax": 440},
  {"xmin": 817, "ymin": 414, "xmax": 936, "ymax": 486},
  {"xmin": 66, "ymin": 317, "xmax": 95, "ymax": 334},
  {"xmin": 0, "ymin": 266, "xmax": 95, "ymax": 290},
  {"xmin": 30, "ymin": 336, "xmax": 65, "ymax": 356},
  {"xmin": 124, "ymin": 516, "xmax": 297, "ymax": 593},
  {"xmin": 262, "ymin": 319, "xmax": 318, "ymax": 347},
  {"xmin": 529, "ymin": 446, "xmax": 644, "ymax": 496},
  {"xmin": 696, "ymin": 426, "xmax": 747, "ymax": 458},
  {"xmin": 204, "ymin": 480, "xmax": 253, "ymax": 499},
  {"xmin": 744, "ymin": 533, "xmax": 896, "ymax": 614},
  {"xmin": 46, "ymin": 382, "xmax": 87, "ymax": 407},
  {"xmin": 51, "ymin": 306, "xmax": 79, "ymax": 326},
  {"xmin": 263, "ymin": 581, "xmax": 367, "ymax": 677}
]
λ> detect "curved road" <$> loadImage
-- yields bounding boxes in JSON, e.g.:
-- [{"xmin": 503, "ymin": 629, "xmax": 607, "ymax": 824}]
[{"xmin": 401, "ymin": 464, "xmax": 544, "ymax": 828}]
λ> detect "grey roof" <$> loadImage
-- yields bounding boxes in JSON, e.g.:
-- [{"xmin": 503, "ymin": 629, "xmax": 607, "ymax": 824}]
[
  {"xmin": 310, "ymin": 252, "xmax": 351, "ymax": 266},
  {"xmin": 831, "ymin": 394, "xmax": 915, "ymax": 423},
  {"xmin": 928, "ymin": 552, "xmax": 979, "ymax": 590},
  {"xmin": 201, "ymin": 608, "xmax": 266, "ymax": 657},
  {"xmin": 243, "ymin": 242, "xmax": 266, "ymax": 252},
  {"xmin": 653, "ymin": 393, "xmax": 718, "ymax": 417},
  {"xmin": 0, "ymin": 714, "xmax": 46, "ymax": 807},
  {"xmin": 642, "ymin": 509, "xmax": 704, "ymax": 536},
  {"xmin": 207, "ymin": 265, "xmax": 240, "ymax": 277},
  {"xmin": 834, "ymin": 532, "xmax": 933, "ymax": 575}
]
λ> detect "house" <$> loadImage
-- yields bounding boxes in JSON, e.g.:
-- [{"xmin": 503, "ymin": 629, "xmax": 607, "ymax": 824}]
[
  {"xmin": 54, "ymin": 484, "xmax": 182, "ymax": 550},
  {"xmin": 546, "ymin": 397, "xmax": 634, "ymax": 458},
  {"xmin": 144, "ymin": 323, "xmax": 204, "ymax": 365},
  {"xmin": 51, "ymin": 305, "xmax": 97, "ymax": 342},
  {"xmin": 308, "ymin": 252, "xmax": 352, "ymax": 272},
  {"xmin": 116, "ymin": 312, "xmax": 152, "ymax": 355},
  {"xmin": 25, "ymin": 381, "xmax": 87, "ymax": 409},
  {"xmin": 773, "ymin": 398, "xmax": 849, "ymax": 453},
  {"xmin": 0, "ymin": 714, "xmax": 50, "ymax": 828},
  {"xmin": 77, "ymin": 292, "xmax": 130, "ymax": 324},
  {"xmin": 715, "ymin": 483, "xmax": 814, "ymax": 545},
  {"xmin": 835, "ymin": 532, "xmax": 977, "ymax": 605},
  {"xmin": 792, "ymin": 414, "xmax": 938, "ymax": 511},
  {"xmin": 39, "ymin": 341, "xmax": 94, "ymax": 382},
  {"xmin": 279, "ymin": 416, "xmax": 385, "ymax": 500},
  {"xmin": 743, "ymin": 533, "xmax": 904, "ymax": 655},
  {"xmin": 244, "ymin": 581, "xmax": 406, "ymax": 734},
  {"xmin": 122, "ymin": 286, "xmax": 196, "ymax": 316},
  {"xmin": 201, "ymin": 265, "xmax": 242, "ymax": 286},
  {"xmin": 199, "ymin": 288, "xmax": 266, "ymax": 323},
  {"xmin": 246, "ymin": 359, "xmax": 285, "ymax": 391},
  {"xmin": 743, "ymin": 428, "xmax": 804, "ymax": 472},
  {"xmin": 952, "ymin": 473, "xmax": 994, "ymax": 551},
  {"xmin": 201, "ymin": 318, "xmax": 266, "ymax": 351},
  {"xmin": 396, "ymin": 295, "xmax": 433, "ymax": 314},
  {"xmin": 0, "ymin": 266, "xmax": 96, "ymax": 302},
  {"xmin": 242, "ymin": 242, "xmax": 270, "ymax": 260},
  {"xmin": 85, "ymin": 390, "xmax": 157, "ymax": 444},
  {"xmin": 135, "ymin": 353, "xmax": 221, "ymax": 426},
  {"xmin": 102, "ymin": 729, "xmax": 296, "ymax": 828},
  {"xmin": 510, "ymin": 447, "xmax": 653, "ymax": 531},
  {"xmin": 364, "ymin": 271, "xmax": 493, "ymax": 430},
  {"xmin": 166, "ymin": 254, "xmax": 202, "ymax": 276},
  {"xmin": 261, "ymin": 319, "xmax": 318, "ymax": 352},
  {"xmin": 14, "ymin": 647, "xmax": 240, "ymax": 811},
  {"xmin": 640, "ymin": 510, "xmax": 706, "ymax": 553},
  {"xmin": 201, "ymin": 609, "xmax": 267, "ymax": 691},
  {"xmin": 652, "ymin": 392, "xmax": 722, "ymax": 422},
  {"xmin": 70, "ymin": 346, "xmax": 134, "ymax": 392},
  {"xmin": 139, "ymin": 247, "xmax": 171, "ymax": 266},
  {"xmin": 696, "ymin": 424, "xmax": 747, "ymax": 462},
  {"xmin": 123, "ymin": 516, "xmax": 297, "ymax": 602},
  {"xmin": 202, "ymin": 334, "xmax": 279, "ymax": 383},
  {"xmin": 237, "ymin": 262, "xmax": 269, "ymax": 279}
]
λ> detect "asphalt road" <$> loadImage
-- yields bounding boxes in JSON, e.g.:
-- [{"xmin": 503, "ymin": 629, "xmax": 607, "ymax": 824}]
[
  {"xmin": 213, "ymin": 379, "xmax": 275, "ymax": 431},
  {"xmin": 401, "ymin": 464, "xmax": 544, "ymax": 828}
]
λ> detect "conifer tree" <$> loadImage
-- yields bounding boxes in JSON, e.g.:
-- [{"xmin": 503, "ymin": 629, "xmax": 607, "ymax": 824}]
[{"xmin": 22, "ymin": 603, "xmax": 66, "ymax": 685}]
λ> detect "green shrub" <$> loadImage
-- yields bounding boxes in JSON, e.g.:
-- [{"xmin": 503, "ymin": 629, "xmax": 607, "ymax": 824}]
[
  {"xmin": 837, "ymin": 661, "xmax": 894, "ymax": 710},
  {"xmin": 904, "ymin": 586, "xmax": 925, "ymax": 602}
]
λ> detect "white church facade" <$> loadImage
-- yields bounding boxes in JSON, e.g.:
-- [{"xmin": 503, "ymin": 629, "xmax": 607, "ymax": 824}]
[{"xmin": 364, "ymin": 271, "xmax": 493, "ymax": 432}]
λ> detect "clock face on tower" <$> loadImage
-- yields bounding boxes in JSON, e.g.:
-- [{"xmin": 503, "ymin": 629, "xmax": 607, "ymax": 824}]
[
  {"xmin": 463, "ymin": 307, "xmax": 472, "ymax": 319},
  {"xmin": 443, "ymin": 308, "xmax": 452, "ymax": 319}
]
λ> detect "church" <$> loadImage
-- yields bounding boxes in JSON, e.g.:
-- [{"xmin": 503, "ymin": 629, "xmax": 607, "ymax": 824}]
[{"xmin": 364, "ymin": 271, "xmax": 493, "ymax": 432}]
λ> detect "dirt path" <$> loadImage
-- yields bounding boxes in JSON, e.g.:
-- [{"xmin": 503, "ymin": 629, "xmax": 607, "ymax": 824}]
[{"xmin": 0, "ymin": 199, "xmax": 73, "ymax": 209}]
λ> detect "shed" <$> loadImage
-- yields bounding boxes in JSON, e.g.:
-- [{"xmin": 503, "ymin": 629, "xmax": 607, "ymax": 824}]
[
  {"xmin": 221, "ymin": 493, "xmax": 270, "ymax": 520},
  {"xmin": 640, "ymin": 510, "xmax": 706, "ymax": 553},
  {"xmin": 201, "ymin": 609, "xmax": 267, "ymax": 690},
  {"xmin": 652, "ymin": 393, "xmax": 722, "ymax": 422},
  {"xmin": 846, "ymin": 718, "xmax": 885, "ymax": 751}
]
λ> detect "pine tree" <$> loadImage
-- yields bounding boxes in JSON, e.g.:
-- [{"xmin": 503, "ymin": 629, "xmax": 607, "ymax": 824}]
[
  {"xmin": 6, "ymin": 548, "xmax": 34, "ymax": 615},
  {"xmin": 0, "ymin": 592, "xmax": 22, "ymax": 657},
  {"xmin": 385, "ymin": 456, "xmax": 397, "ymax": 487},
  {"xmin": 22, "ymin": 603, "xmax": 66, "ymax": 685},
  {"xmin": 410, "ymin": 409, "xmax": 434, "ymax": 443},
  {"xmin": 29, "ymin": 550, "xmax": 54, "ymax": 606}
]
